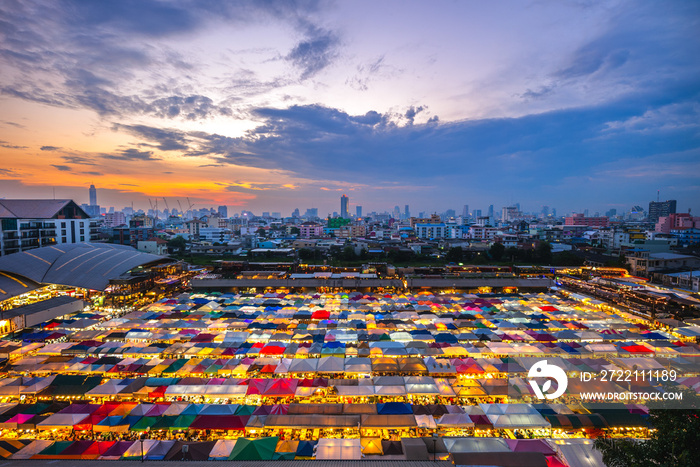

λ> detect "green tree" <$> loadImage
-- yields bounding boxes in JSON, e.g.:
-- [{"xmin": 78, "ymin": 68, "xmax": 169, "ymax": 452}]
[
  {"xmin": 167, "ymin": 235, "xmax": 187, "ymax": 254},
  {"xmin": 594, "ymin": 389, "xmax": 700, "ymax": 467},
  {"xmin": 535, "ymin": 242, "xmax": 552, "ymax": 264},
  {"xmin": 490, "ymin": 243, "xmax": 505, "ymax": 261},
  {"xmin": 290, "ymin": 227, "xmax": 300, "ymax": 235},
  {"xmin": 256, "ymin": 228, "xmax": 266, "ymax": 237},
  {"xmin": 445, "ymin": 247, "xmax": 464, "ymax": 263}
]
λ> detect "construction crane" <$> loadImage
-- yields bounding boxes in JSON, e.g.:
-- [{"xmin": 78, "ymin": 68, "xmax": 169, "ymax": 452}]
[{"xmin": 177, "ymin": 200, "xmax": 184, "ymax": 216}]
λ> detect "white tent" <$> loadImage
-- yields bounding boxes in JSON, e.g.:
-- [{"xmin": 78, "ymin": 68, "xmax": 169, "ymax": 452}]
[{"xmin": 315, "ymin": 438, "xmax": 362, "ymax": 460}]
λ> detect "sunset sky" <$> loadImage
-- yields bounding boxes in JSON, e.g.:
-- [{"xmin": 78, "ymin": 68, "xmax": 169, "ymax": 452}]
[{"xmin": 1, "ymin": 0, "xmax": 699, "ymax": 217}]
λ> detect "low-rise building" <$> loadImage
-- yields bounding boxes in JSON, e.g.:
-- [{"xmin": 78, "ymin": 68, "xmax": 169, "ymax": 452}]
[
  {"xmin": 137, "ymin": 238, "xmax": 168, "ymax": 255},
  {"xmin": 627, "ymin": 251, "xmax": 700, "ymax": 277}
]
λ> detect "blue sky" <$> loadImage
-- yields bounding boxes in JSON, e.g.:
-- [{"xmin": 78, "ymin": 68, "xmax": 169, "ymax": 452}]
[{"xmin": 0, "ymin": 0, "xmax": 698, "ymax": 217}]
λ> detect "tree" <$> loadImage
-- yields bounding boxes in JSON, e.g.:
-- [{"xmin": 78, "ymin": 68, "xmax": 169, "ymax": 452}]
[
  {"xmin": 445, "ymin": 247, "xmax": 464, "ymax": 263},
  {"xmin": 167, "ymin": 235, "xmax": 187, "ymax": 254},
  {"xmin": 290, "ymin": 227, "xmax": 300, "ymax": 235},
  {"xmin": 490, "ymin": 243, "xmax": 505, "ymax": 261},
  {"xmin": 594, "ymin": 388, "xmax": 700, "ymax": 467},
  {"xmin": 256, "ymin": 228, "xmax": 267, "ymax": 237},
  {"xmin": 534, "ymin": 242, "xmax": 552, "ymax": 264}
]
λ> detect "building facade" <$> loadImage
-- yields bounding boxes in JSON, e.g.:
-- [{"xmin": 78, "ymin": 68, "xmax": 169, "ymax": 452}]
[{"xmin": 0, "ymin": 199, "xmax": 97, "ymax": 256}]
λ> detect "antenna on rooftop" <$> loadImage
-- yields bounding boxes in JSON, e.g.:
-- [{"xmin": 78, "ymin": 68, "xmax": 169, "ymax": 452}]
[{"xmin": 657, "ymin": 190, "xmax": 659, "ymax": 202}]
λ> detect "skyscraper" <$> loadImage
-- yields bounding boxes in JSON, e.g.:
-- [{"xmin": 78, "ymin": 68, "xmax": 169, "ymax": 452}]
[
  {"xmin": 217, "ymin": 205, "xmax": 228, "ymax": 218},
  {"xmin": 404, "ymin": 205, "xmax": 410, "ymax": 219},
  {"xmin": 356, "ymin": 206, "xmax": 362, "ymax": 218},
  {"xmin": 89, "ymin": 184, "xmax": 97, "ymax": 206},
  {"xmin": 648, "ymin": 200, "xmax": 676, "ymax": 223},
  {"xmin": 488, "ymin": 205, "xmax": 494, "ymax": 218},
  {"xmin": 462, "ymin": 205, "xmax": 469, "ymax": 218},
  {"xmin": 340, "ymin": 195, "xmax": 349, "ymax": 219}
]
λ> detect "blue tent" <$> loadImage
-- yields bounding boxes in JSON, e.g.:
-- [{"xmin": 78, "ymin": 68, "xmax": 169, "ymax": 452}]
[{"xmin": 377, "ymin": 402, "xmax": 413, "ymax": 415}]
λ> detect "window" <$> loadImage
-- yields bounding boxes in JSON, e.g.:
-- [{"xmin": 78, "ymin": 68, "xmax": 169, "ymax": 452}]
[
  {"xmin": 80, "ymin": 236, "xmax": 85, "ymax": 241},
  {"xmin": 61, "ymin": 222, "xmax": 66, "ymax": 228},
  {"xmin": 62, "ymin": 237, "xmax": 67, "ymax": 243}
]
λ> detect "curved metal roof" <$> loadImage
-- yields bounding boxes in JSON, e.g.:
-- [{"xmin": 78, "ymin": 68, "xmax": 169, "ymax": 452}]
[
  {"xmin": 0, "ymin": 271, "xmax": 40, "ymax": 302},
  {"xmin": 0, "ymin": 243, "xmax": 168, "ymax": 294}
]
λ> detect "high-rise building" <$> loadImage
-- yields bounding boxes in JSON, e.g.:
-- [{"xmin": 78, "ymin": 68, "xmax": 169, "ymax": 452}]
[
  {"xmin": 488, "ymin": 205, "xmax": 494, "ymax": 218},
  {"xmin": 89, "ymin": 184, "xmax": 97, "ymax": 206},
  {"xmin": 648, "ymin": 200, "xmax": 676, "ymax": 223},
  {"xmin": 356, "ymin": 206, "xmax": 363, "ymax": 218},
  {"xmin": 217, "ymin": 205, "xmax": 228, "ymax": 218},
  {"xmin": 502, "ymin": 206, "xmax": 519, "ymax": 222},
  {"xmin": 462, "ymin": 205, "xmax": 469, "ymax": 218},
  {"xmin": 473, "ymin": 209, "xmax": 482, "ymax": 218},
  {"xmin": 340, "ymin": 195, "xmax": 349, "ymax": 219},
  {"xmin": 292, "ymin": 208, "xmax": 300, "ymax": 218},
  {"xmin": 445, "ymin": 209, "xmax": 456, "ymax": 219},
  {"xmin": 404, "ymin": 205, "xmax": 410, "ymax": 219},
  {"xmin": 304, "ymin": 208, "xmax": 318, "ymax": 219}
]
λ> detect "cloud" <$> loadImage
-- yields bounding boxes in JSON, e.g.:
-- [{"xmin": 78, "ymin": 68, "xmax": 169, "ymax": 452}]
[
  {"xmin": 0, "ymin": 168, "xmax": 20, "ymax": 177},
  {"xmin": 286, "ymin": 26, "xmax": 340, "ymax": 79},
  {"xmin": 51, "ymin": 164, "xmax": 72, "ymax": 171},
  {"xmin": 0, "ymin": 141, "xmax": 28, "ymax": 149},
  {"xmin": 146, "ymin": 95, "xmax": 232, "ymax": 120},
  {"xmin": 101, "ymin": 148, "xmax": 160, "ymax": 161},
  {"xmin": 40, "ymin": 145, "xmax": 61, "ymax": 151},
  {"xmin": 62, "ymin": 155, "xmax": 97, "ymax": 165},
  {"xmin": 604, "ymin": 102, "xmax": 700, "ymax": 134},
  {"xmin": 114, "ymin": 124, "xmax": 189, "ymax": 151}
]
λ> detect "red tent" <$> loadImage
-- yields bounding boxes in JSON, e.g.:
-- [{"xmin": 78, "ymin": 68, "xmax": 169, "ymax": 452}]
[
  {"xmin": 312, "ymin": 310, "xmax": 330, "ymax": 319},
  {"xmin": 189, "ymin": 415, "xmax": 249, "ymax": 430},
  {"xmin": 263, "ymin": 378, "xmax": 298, "ymax": 397}
]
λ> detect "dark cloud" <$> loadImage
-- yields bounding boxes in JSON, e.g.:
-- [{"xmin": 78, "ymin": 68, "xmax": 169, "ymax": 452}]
[
  {"xmin": 62, "ymin": 154, "xmax": 97, "ymax": 165},
  {"xmin": 1, "ymin": 121, "xmax": 24, "ymax": 128},
  {"xmin": 286, "ymin": 26, "xmax": 339, "ymax": 79},
  {"xmin": 147, "ymin": 95, "xmax": 232, "ymax": 120},
  {"xmin": 404, "ymin": 106, "xmax": 424, "ymax": 125},
  {"xmin": 51, "ymin": 164, "xmax": 71, "ymax": 171},
  {"xmin": 0, "ymin": 168, "xmax": 20, "ymax": 177},
  {"xmin": 82, "ymin": 171, "xmax": 103, "ymax": 176},
  {"xmin": 0, "ymin": 141, "xmax": 28, "ymax": 149},
  {"xmin": 520, "ymin": 84, "xmax": 556, "ymax": 101},
  {"xmin": 101, "ymin": 148, "xmax": 160, "ymax": 161},
  {"xmin": 114, "ymin": 124, "xmax": 189, "ymax": 151},
  {"xmin": 0, "ymin": 0, "xmax": 332, "ymax": 119},
  {"xmin": 40, "ymin": 145, "xmax": 61, "ymax": 151}
]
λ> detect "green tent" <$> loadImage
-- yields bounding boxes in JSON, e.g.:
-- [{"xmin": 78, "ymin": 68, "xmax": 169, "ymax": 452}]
[
  {"xmin": 162, "ymin": 359, "xmax": 188, "ymax": 374},
  {"xmin": 171, "ymin": 414, "xmax": 197, "ymax": 431},
  {"xmin": 234, "ymin": 405, "xmax": 256, "ymax": 416},
  {"xmin": 228, "ymin": 437, "xmax": 278, "ymax": 461},
  {"xmin": 150, "ymin": 416, "xmax": 178, "ymax": 431},
  {"xmin": 272, "ymin": 451, "xmax": 296, "ymax": 460},
  {"xmin": 130, "ymin": 416, "xmax": 160, "ymax": 431},
  {"xmin": 35, "ymin": 441, "xmax": 72, "ymax": 457}
]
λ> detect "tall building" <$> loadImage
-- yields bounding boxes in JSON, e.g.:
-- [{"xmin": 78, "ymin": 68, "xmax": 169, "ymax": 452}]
[
  {"xmin": 462, "ymin": 205, "xmax": 469, "ymax": 218},
  {"xmin": 502, "ymin": 206, "xmax": 519, "ymax": 222},
  {"xmin": 488, "ymin": 205, "xmax": 494, "ymax": 218},
  {"xmin": 356, "ymin": 206, "xmax": 362, "ymax": 218},
  {"xmin": 445, "ymin": 209, "xmax": 456, "ymax": 219},
  {"xmin": 473, "ymin": 209, "xmax": 482, "ymax": 218},
  {"xmin": 404, "ymin": 205, "xmax": 410, "ymax": 219},
  {"xmin": 89, "ymin": 184, "xmax": 97, "ymax": 206},
  {"xmin": 217, "ymin": 205, "xmax": 228, "ymax": 218},
  {"xmin": 648, "ymin": 200, "xmax": 676, "ymax": 223},
  {"xmin": 340, "ymin": 195, "xmax": 349, "ymax": 219}
]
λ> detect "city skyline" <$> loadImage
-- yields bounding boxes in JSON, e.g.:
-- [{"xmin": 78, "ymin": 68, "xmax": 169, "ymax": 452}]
[{"xmin": 1, "ymin": 1, "xmax": 699, "ymax": 215}]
